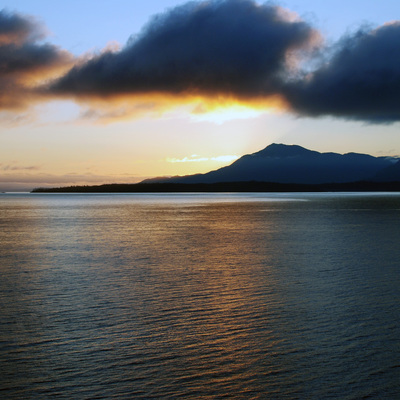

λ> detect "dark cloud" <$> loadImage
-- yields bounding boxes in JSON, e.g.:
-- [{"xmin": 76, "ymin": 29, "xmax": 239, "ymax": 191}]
[
  {"xmin": 48, "ymin": 0, "xmax": 400, "ymax": 123},
  {"xmin": 0, "ymin": 42, "xmax": 65, "ymax": 75},
  {"xmin": 49, "ymin": 0, "xmax": 317, "ymax": 98},
  {"xmin": 0, "ymin": 10, "xmax": 42, "ymax": 44},
  {"xmin": 0, "ymin": 9, "xmax": 71, "ymax": 110},
  {"xmin": 285, "ymin": 22, "xmax": 400, "ymax": 122},
  {"xmin": 3, "ymin": 1, "xmax": 400, "ymax": 124}
]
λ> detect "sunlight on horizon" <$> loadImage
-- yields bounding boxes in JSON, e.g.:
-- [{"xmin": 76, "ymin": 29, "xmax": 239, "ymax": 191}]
[{"xmin": 190, "ymin": 104, "xmax": 267, "ymax": 124}]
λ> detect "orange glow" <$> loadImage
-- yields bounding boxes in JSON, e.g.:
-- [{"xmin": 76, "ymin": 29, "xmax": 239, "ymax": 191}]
[
  {"xmin": 57, "ymin": 91, "xmax": 290, "ymax": 124},
  {"xmin": 20, "ymin": 55, "xmax": 74, "ymax": 88}
]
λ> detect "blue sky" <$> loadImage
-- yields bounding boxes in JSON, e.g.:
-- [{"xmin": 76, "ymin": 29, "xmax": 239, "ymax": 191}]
[{"xmin": 1, "ymin": 0, "xmax": 400, "ymax": 190}]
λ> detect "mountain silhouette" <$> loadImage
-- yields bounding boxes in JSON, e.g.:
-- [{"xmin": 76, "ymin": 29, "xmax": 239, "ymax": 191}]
[
  {"xmin": 145, "ymin": 143, "xmax": 398, "ymax": 185},
  {"xmin": 373, "ymin": 159, "xmax": 400, "ymax": 181}
]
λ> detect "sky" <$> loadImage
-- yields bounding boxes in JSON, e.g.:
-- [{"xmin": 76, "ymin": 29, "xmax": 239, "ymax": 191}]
[{"xmin": 1, "ymin": 0, "xmax": 400, "ymax": 191}]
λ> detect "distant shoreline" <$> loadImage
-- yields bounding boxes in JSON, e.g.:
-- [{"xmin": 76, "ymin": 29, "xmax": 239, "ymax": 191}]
[{"xmin": 32, "ymin": 181, "xmax": 400, "ymax": 193}]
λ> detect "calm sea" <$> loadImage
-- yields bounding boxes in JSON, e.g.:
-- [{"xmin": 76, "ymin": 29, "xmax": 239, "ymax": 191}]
[{"xmin": 0, "ymin": 192, "xmax": 399, "ymax": 399}]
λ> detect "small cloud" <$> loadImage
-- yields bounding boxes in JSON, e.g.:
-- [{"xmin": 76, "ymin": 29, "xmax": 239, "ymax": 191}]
[
  {"xmin": 166, "ymin": 156, "xmax": 209, "ymax": 163},
  {"xmin": 166, "ymin": 154, "xmax": 238, "ymax": 163}
]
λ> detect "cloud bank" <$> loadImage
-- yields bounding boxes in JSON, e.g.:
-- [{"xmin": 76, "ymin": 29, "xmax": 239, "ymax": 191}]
[{"xmin": 1, "ymin": 1, "xmax": 400, "ymax": 123}]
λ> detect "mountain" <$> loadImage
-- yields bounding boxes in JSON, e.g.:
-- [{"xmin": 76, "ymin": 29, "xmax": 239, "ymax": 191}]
[
  {"xmin": 144, "ymin": 143, "xmax": 399, "ymax": 185},
  {"xmin": 373, "ymin": 159, "xmax": 400, "ymax": 182}
]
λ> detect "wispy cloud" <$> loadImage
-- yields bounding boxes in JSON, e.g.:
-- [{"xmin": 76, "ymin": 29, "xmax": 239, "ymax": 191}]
[
  {"xmin": 0, "ymin": 163, "xmax": 41, "ymax": 171},
  {"xmin": 166, "ymin": 154, "xmax": 239, "ymax": 163}
]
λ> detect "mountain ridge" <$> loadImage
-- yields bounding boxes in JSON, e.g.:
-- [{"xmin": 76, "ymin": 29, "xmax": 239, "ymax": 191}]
[
  {"xmin": 143, "ymin": 143, "xmax": 399, "ymax": 185},
  {"xmin": 32, "ymin": 143, "xmax": 400, "ymax": 193}
]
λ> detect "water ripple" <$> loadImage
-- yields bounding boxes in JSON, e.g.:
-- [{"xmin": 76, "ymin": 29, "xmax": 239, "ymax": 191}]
[{"xmin": 1, "ymin": 193, "xmax": 399, "ymax": 399}]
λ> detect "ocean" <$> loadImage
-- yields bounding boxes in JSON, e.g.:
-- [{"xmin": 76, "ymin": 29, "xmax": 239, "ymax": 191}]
[{"xmin": 0, "ymin": 192, "xmax": 399, "ymax": 399}]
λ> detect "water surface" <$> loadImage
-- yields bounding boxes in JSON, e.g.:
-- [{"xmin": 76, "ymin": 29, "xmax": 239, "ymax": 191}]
[{"xmin": 0, "ymin": 193, "xmax": 399, "ymax": 398}]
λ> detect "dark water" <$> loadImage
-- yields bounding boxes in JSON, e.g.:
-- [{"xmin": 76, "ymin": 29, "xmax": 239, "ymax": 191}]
[{"xmin": 0, "ymin": 192, "xmax": 399, "ymax": 399}]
